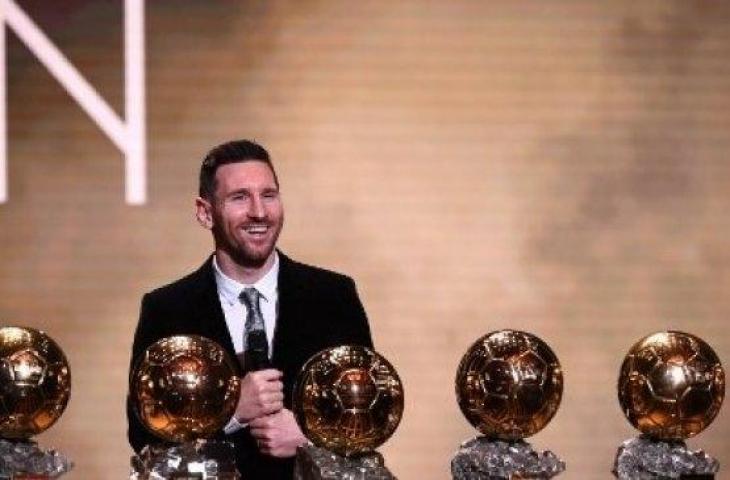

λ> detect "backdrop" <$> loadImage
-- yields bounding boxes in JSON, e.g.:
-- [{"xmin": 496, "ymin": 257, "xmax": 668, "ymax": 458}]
[{"xmin": 2, "ymin": 1, "xmax": 729, "ymax": 478}]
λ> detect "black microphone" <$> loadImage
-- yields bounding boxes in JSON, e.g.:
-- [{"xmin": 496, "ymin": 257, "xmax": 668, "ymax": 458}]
[{"xmin": 246, "ymin": 329, "xmax": 271, "ymax": 371}]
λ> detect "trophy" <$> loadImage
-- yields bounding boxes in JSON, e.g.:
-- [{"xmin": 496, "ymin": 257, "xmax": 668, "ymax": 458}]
[
  {"xmin": 614, "ymin": 331, "xmax": 725, "ymax": 479},
  {"xmin": 0, "ymin": 326, "xmax": 73, "ymax": 479},
  {"xmin": 129, "ymin": 335, "xmax": 242, "ymax": 480},
  {"xmin": 292, "ymin": 345, "xmax": 404, "ymax": 480},
  {"xmin": 452, "ymin": 329, "xmax": 565, "ymax": 480}
]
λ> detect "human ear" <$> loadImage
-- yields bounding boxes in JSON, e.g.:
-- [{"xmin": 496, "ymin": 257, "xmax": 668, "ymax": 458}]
[{"xmin": 195, "ymin": 197, "xmax": 214, "ymax": 229}]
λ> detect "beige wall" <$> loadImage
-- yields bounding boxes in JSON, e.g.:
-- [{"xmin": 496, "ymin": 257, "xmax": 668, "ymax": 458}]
[{"xmin": 2, "ymin": 1, "xmax": 729, "ymax": 478}]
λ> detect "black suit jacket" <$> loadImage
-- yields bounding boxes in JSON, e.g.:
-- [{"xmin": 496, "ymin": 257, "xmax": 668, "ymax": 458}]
[{"xmin": 127, "ymin": 251, "xmax": 373, "ymax": 479}]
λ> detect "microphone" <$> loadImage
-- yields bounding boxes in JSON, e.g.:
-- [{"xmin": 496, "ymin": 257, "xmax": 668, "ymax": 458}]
[{"xmin": 246, "ymin": 329, "xmax": 271, "ymax": 371}]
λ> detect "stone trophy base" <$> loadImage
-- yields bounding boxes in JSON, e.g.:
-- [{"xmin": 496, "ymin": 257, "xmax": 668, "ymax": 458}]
[
  {"xmin": 129, "ymin": 440, "xmax": 240, "ymax": 480},
  {"xmin": 451, "ymin": 436, "xmax": 565, "ymax": 480},
  {"xmin": 294, "ymin": 443, "xmax": 397, "ymax": 480},
  {"xmin": 613, "ymin": 436, "xmax": 718, "ymax": 480},
  {"xmin": 0, "ymin": 439, "xmax": 72, "ymax": 479}
]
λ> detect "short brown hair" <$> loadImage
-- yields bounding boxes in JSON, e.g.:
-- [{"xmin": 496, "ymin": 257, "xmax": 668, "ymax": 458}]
[{"xmin": 198, "ymin": 139, "xmax": 279, "ymax": 199}]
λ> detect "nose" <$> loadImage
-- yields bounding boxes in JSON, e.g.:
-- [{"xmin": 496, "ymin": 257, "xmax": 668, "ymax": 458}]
[{"xmin": 249, "ymin": 194, "xmax": 266, "ymax": 219}]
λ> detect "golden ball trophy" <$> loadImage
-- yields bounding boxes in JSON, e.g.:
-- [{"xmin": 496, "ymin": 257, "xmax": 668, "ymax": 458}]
[
  {"xmin": 614, "ymin": 331, "xmax": 725, "ymax": 480},
  {"xmin": 452, "ymin": 329, "xmax": 565, "ymax": 480},
  {"xmin": 0, "ymin": 326, "xmax": 73, "ymax": 479},
  {"xmin": 292, "ymin": 345, "xmax": 404, "ymax": 480},
  {"xmin": 129, "ymin": 335, "xmax": 242, "ymax": 480}
]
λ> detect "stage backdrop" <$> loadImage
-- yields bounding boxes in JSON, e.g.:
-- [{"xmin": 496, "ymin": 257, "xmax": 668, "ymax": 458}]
[{"xmin": 2, "ymin": 1, "xmax": 729, "ymax": 478}]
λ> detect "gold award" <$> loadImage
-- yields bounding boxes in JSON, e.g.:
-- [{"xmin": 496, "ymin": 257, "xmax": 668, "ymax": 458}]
[
  {"xmin": 455, "ymin": 329, "xmax": 563, "ymax": 440},
  {"xmin": 0, "ymin": 326, "xmax": 71, "ymax": 439},
  {"xmin": 130, "ymin": 335, "xmax": 241, "ymax": 442},
  {"xmin": 293, "ymin": 345, "xmax": 404, "ymax": 457},
  {"xmin": 618, "ymin": 330, "xmax": 725, "ymax": 440}
]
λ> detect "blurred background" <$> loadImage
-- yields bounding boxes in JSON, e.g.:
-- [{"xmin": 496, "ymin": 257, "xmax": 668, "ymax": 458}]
[{"xmin": 1, "ymin": 1, "xmax": 729, "ymax": 478}]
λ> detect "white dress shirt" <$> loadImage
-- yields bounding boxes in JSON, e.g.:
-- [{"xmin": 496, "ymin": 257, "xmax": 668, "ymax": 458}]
[{"xmin": 212, "ymin": 252, "xmax": 279, "ymax": 433}]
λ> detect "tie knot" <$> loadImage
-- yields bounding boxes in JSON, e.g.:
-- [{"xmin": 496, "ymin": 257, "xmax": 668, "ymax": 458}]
[{"xmin": 239, "ymin": 287, "xmax": 261, "ymax": 310}]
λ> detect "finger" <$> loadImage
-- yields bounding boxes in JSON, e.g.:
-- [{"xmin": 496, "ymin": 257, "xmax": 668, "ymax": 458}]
[
  {"xmin": 269, "ymin": 380, "xmax": 284, "ymax": 392},
  {"xmin": 255, "ymin": 397, "xmax": 281, "ymax": 414},
  {"xmin": 260, "ymin": 392, "xmax": 284, "ymax": 404},
  {"xmin": 250, "ymin": 415, "xmax": 275, "ymax": 428},
  {"xmin": 254, "ymin": 380, "xmax": 283, "ymax": 396},
  {"xmin": 256, "ymin": 397, "xmax": 279, "ymax": 414},
  {"xmin": 250, "ymin": 384, "xmax": 278, "ymax": 400},
  {"xmin": 264, "ymin": 401, "xmax": 283, "ymax": 414},
  {"xmin": 249, "ymin": 418, "xmax": 266, "ymax": 429},
  {"xmin": 259, "ymin": 380, "xmax": 284, "ymax": 393},
  {"xmin": 250, "ymin": 424, "xmax": 276, "ymax": 440},
  {"xmin": 252, "ymin": 380, "xmax": 283, "ymax": 397},
  {"xmin": 253, "ymin": 369, "xmax": 283, "ymax": 381},
  {"xmin": 251, "ymin": 428, "xmax": 273, "ymax": 441}
]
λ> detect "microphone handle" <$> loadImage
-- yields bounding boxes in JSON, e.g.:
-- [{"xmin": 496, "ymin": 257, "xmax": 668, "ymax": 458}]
[{"xmin": 247, "ymin": 330, "xmax": 271, "ymax": 371}]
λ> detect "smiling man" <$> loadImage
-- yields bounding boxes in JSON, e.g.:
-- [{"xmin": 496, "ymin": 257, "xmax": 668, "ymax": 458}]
[{"xmin": 127, "ymin": 140, "xmax": 373, "ymax": 479}]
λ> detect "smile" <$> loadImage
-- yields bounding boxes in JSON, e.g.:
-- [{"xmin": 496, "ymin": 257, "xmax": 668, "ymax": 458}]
[{"xmin": 244, "ymin": 225, "xmax": 269, "ymax": 235}]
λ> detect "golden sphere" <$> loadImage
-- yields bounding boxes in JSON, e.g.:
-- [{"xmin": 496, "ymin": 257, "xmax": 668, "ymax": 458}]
[
  {"xmin": 130, "ymin": 335, "xmax": 241, "ymax": 443},
  {"xmin": 0, "ymin": 326, "xmax": 71, "ymax": 439},
  {"xmin": 618, "ymin": 331, "xmax": 725, "ymax": 440},
  {"xmin": 456, "ymin": 329, "xmax": 563, "ymax": 440},
  {"xmin": 292, "ymin": 345, "xmax": 404, "ymax": 457}
]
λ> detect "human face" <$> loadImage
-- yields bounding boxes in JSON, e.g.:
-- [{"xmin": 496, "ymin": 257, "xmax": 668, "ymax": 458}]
[{"xmin": 200, "ymin": 161, "xmax": 284, "ymax": 268}]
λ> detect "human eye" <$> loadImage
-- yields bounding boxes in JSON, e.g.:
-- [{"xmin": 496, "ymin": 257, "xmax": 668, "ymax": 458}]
[
  {"xmin": 229, "ymin": 191, "xmax": 249, "ymax": 201},
  {"xmin": 262, "ymin": 189, "xmax": 279, "ymax": 200}
]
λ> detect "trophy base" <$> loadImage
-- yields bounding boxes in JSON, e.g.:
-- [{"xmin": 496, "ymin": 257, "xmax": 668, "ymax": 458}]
[
  {"xmin": 129, "ymin": 440, "xmax": 240, "ymax": 480},
  {"xmin": 294, "ymin": 443, "xmax": 397, "ymax": 480},
  {"xmin": 451, "ymin": 436, "xmax": 565, "ymax": 480},
  {"xmin": 0, "ymin": 439, "xmax": 73, "ymax": 479},
  {"xmin": 613, "ymin": 436, "xmax": 719, "ymax": 480}
]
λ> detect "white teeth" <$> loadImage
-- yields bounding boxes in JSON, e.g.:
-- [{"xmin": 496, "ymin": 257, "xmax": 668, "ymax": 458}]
[{"xmin": 245, "ymin": 225, "xmax": 268, "ymax": 234}]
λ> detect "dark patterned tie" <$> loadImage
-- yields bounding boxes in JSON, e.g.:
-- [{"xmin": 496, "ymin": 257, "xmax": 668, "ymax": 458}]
[{"xmin": 239, "ymin": 287, "xmax": 269, "ymax": 365}]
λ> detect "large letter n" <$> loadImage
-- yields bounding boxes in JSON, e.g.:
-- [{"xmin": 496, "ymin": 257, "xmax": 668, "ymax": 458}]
[{"xmin": 0, "ymin": 0, "xmax": 146, "ymax": 204}]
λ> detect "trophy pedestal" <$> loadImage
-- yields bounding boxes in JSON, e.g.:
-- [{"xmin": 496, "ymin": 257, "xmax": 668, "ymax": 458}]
[
  {"xmin": 129, "ymin": 440, "xmax": 240, "ymax": 480},
  {"xmin": 451, "ymin": 436, "xmax": 565, "ymax": 480},
  {"xmin": 294, "ymin": 443, "xmax": 397, "ymax": 480},
  {"xmin": 612, "ymin": 436, "xmax": 718, "ymax": 480},
  {"xmin": 0, "ymin": 439, "xmax": 72, "ymax": 479}
]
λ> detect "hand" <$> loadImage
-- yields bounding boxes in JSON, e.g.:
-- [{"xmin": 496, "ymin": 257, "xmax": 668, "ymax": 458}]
[
  {"xmin": 234, "ymin": 369, "xmax": 284, "ymax": 423},
  {"xmin": 249, "ymin": 408, "xmax": 307, "ymax": 458}
]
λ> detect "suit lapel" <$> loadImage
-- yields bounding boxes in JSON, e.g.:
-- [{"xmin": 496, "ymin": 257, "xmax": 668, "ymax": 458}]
[
  {"xmin": 272, "ymin": 251, "xmax": 300, "ymax": 368},
  {"xmin": 190, "ymin": 257, "xmax": 238, "ymax": 363}
]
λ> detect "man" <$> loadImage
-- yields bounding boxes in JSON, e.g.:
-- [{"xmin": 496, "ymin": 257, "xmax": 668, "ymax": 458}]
[{"xmin": 127, "ymin": 140, "xmax": 373, "ymax": 479}]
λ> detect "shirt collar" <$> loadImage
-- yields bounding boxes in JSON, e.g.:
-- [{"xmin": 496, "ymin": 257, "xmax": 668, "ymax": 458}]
[{"xmin": 212, "ymin": 252, "xmax": 279, "ymax": 306}]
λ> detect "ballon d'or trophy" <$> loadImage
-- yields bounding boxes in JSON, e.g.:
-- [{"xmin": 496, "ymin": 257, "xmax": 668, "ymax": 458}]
[
  {"xmin": 129, "ymin": 335, "xmax": 242, "ymax": 480},
  {"xmin": 0, "ymin": 326, "xmax": 73, "ymax": 479},
  {"xmin": 292, "ymin": 345, "xmax": 404, "ymax": 480},
  {"xmin": 452, "ymin": 329, "xmax": 565, "ymax": 480},
  {"xmin": 614, "ymin": 331, "xmax": 725, "ymax": 480}
]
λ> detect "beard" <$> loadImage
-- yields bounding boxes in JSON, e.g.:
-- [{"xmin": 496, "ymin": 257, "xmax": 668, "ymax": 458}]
[{"xmin": 213, "ymin": 218, "xmax": 283, "ymax": 269}]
